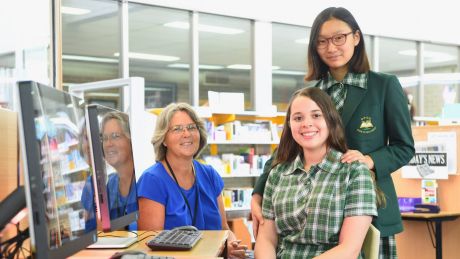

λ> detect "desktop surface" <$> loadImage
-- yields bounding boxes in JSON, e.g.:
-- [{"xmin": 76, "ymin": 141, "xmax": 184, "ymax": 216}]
[
  {"xmin": 70, "ymin": 230, "xmax": 229, "ymax": 259},
  {"xmin": 401, "ymin": 211, "xmax": 460, "ymax": 219}
]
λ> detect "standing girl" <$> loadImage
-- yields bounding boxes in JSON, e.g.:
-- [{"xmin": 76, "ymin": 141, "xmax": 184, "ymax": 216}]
[{"xmin": 252, "ymin": 7, "xmax": 415, "ymax": 258}]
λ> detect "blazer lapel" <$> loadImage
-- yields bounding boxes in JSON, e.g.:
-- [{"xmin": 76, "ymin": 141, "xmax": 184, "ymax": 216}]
[{"xmin": 341, "ymin": 86, "xmax": 367, "ymax": 127}]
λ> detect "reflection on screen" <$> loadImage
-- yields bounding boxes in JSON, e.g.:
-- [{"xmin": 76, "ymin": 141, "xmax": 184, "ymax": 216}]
[
  {"xmin": 85, "ymin": 104, "xmax": 139, "ymax": 231},
  {"xmin": 29, "ymin": 84, "xmax": 96, "ymax": 248},
  {"xmin": 99, "ymin": 111, "xmax": 138, "ymax": 227}
]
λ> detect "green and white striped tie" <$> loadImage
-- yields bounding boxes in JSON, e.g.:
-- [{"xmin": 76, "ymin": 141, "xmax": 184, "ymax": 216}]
[{"xmin": 330, "ymin": 82, "xmax": 346, "ymax": 114}]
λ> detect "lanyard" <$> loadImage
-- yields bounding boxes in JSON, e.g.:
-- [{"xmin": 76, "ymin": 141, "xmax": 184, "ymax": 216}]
[
  {"xmin": 115, "ymin": 174, "xmax": 134, "ymax": 217},
  {"xmin": 165, "ymin": 157, "xmax": 199, "ymax": 226}
]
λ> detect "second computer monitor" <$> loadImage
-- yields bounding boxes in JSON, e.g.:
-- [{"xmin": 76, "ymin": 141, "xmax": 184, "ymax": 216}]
[{"xmin": 85, "ymin": 104, "xmax": 139, "ymax": 231}]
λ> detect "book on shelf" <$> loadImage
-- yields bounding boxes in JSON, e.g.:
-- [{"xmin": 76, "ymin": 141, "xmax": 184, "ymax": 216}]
[
  {"xmin": 223, "ymin": 188, "xmax": 252, "ymax": 209},
  {"xmin": 203, "ymin": 153, "xmax": 271, "ymax": 177},
  {"xmin": 207, "ymin": 119, "xmax": 279, "ymax": 142}
]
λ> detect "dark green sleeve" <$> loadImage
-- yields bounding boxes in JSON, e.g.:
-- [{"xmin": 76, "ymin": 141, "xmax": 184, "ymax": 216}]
[
  {"xmin": 370, "ymin": 75, "xmax": 415, "ymax": 179},
  {"xmin": 252, "ymin": 151, "xmax": 276, "ymax": 196}
]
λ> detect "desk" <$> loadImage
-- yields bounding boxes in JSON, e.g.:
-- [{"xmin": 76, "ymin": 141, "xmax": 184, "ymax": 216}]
[
  {"xmin": 401, "ymin": 211, "xmax": 460, "ymax": 259},
  {"xmin": 71, "ymin": 230, "xmax": 229, "ymax": 259}
]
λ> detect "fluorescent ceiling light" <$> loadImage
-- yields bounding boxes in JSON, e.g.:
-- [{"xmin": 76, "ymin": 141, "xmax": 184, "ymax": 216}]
[
  {"xmin": 61, "ymin": 6, "xmax": 91, "ymax": 15},
  {"xmin": 114, "ymin": 52, "xmax": 179, "ymax": 62},
  {"xmin": 227, "ymin": 64, "xmax": 280, "ymax": 70},
  {"xmin": 167, "ymin": 63, "xmax": 190, "ymax": 69},
  {"xmin": 295, "ymin": 38, "xmax": 309, "ymax": 44},
  {"xmin": 272, "ymin": 70, "xmax": 306, "ymax": 75},
  {"xmin": 63, "ymin": 55, "xmax": 117, "ymax": 63},
  {"xmin": 397, "ymin": 73, "xmax": 460, "ymax": 87},
  {"xmin": 164, "ymin": 21, "xmax": 244, "ymax": 35},
  {"xmin": 168, "ymin": 63, "xmax": 224, "ymax": 70},
  {"xmin": 227, "ymin": 64, "xmax": 251, "ymax": 70},
  {"xmin": 398, "ymin": 49, "xmax": 455, "ymax": 62}
]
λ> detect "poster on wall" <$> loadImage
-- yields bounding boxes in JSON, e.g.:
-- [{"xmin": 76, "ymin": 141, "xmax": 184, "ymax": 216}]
[{"xmin": 402, "ymin": 141, "xmax": 448, "ymax": 179}]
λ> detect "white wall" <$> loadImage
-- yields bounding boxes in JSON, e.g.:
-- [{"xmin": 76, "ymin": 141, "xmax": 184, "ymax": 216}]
[{"xmin": 135, "ymin": 0, "xmax": 460, "ymax": 45}]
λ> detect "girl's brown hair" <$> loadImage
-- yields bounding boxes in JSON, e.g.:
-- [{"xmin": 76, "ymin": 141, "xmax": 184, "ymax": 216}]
[{"xmin": 273, "ymin": 87, "xmax": 347, "ymax": 167}]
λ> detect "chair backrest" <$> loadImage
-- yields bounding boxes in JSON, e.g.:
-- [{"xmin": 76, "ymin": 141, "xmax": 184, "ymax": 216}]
[
  {"xmin": 229, "ymin": 218, "xmax": 253, "ymax": 250},
  {"xmin": 362, "ymin": 224, "xmax": 380, "ymax": 259}
]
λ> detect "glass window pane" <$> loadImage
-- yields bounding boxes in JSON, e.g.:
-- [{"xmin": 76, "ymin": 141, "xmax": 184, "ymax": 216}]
[
  {"xmin": 62, "ymin": 0, "xmax": 119, "ymax": 85},
  {"xmin": 199, "ymin": 14, "xmax": 251, "ymax": 109},
  {"xmin": 0, "ymin": 0, "xmax": 51, "ymax": 109},
  {"xmin": 423, "ymin": 43, "xmax": 459, "ymax": 117},
  {"xmin": 379, "ymin": 37, "xmax": 419, "ymax": 117},
  {"xmin": 379, "ymin": 37, "xmax": 417, "ymax": 77},
  {"xmin": 129, "ymin": 4, "xmax": 189, "ymax": 108},
  {"xmin": 272, "ymin": 23, "xmax": 309, "ymax": 112},
  {"xmin": 364, "ymin": 35, "xmax": 373, "ymax": 67}
]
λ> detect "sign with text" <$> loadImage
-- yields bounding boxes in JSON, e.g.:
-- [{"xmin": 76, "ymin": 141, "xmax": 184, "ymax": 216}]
[
  {"xmin": 427, "ymin": 131, "xmax": 457, "ymax": 174},
  {"xmin": 402, "ymin": 141, "xmax": 448, "ymax": 179}
]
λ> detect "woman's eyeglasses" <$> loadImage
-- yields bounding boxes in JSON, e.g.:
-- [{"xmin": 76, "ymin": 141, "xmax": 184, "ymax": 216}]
[
  {"xmin": 316, "ymin": 32, "xmax": 353, "ymax": 49},
  {"xmin": 169, "ymin": 123, "xmax": 198, "ymax": 134},
  {"xmin": 100, "ymin": 132, "xmax": 124, "ymax": 142}
]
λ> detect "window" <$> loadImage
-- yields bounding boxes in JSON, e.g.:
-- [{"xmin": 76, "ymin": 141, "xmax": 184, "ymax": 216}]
[
  {"xmin": 198, "ymin": 14, "xmax": 251, "ymax": 108},
  {"xmin": 272, "ymin": 23, "xmax": 309, "ymax": 112},
  {"xmin": 423, "ymin": 43, "xmax": 459, "ymax": 116},
  {"xmin": 62, "ymin": 0, "xmax": 120, "ymax": 85},
  {"xmin": 129, "ymin": 4, "xmax": 189, "ymax": 107},
  {"xmin": 379, "ymin": 37, "xmax": 418, "ymax": 115},
  {"xmin": 0, "ymin": 0, "xmax": 51, "ymax": 109}
]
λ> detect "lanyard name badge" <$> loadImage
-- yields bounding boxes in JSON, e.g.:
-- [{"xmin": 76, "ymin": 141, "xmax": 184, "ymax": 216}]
[
  {"xmin": 165, "ymin": 157, "xmax": 199, "ymax": 226},
  {"xmin": 115, "ymin": 176, "xmax": 134, "ymax": 216}
]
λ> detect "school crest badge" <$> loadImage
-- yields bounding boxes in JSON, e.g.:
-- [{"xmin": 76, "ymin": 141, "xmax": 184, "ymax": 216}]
[{"xmin": 357, "ymin": 116, "xmax": 376, "ymax": 133}]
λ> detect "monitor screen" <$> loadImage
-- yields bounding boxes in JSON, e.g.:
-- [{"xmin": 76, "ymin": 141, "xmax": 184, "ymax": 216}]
[
  {"xmin": 85, "ymin": 104, "xmax": 138, "ymax": 232},
  {"xmin": 17, "ymin": 81, "xmax": 97, "ymax": 259}
]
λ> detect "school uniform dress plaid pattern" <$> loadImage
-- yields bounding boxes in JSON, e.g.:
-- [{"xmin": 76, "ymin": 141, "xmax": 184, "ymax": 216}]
[
  {"xmin": 262, "ymin": 149, "xmax": 377, "ymax": 259},
  {"xmin": 317, "ymin": 72, "xmax": 368, "ymax": 114},
  {"xmin": 379, "ymin": 236, "xmax": 397, "ymax": 259}
]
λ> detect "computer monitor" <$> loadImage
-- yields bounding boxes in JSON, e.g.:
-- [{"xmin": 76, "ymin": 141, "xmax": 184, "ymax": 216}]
[
  {"xmin": 85, "ymin": 104, "xmax": 139, "ymax": 232},
  {"xmin": 17, "ymin": 81, "xmax": 97, "ymax": 259}
]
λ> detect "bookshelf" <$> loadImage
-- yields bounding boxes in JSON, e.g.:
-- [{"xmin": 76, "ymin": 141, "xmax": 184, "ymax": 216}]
[
  {"xmin": 149, "ymin": 108, "xmax": 285, "ymax": 215},
  {"xmin": 204, "ymin": 112, "xmax": 284, "ymax": 216}
]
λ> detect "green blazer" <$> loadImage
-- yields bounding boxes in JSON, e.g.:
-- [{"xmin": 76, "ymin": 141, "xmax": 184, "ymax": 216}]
[{"xmin": 253, "ymin": 71, "xmax": 415, "ymax": 237}]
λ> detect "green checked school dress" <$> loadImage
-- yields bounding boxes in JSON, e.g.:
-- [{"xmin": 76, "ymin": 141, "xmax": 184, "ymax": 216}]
[{"xmin": 262, "ymin": 149, "xmax": 378, "ymax": 259}]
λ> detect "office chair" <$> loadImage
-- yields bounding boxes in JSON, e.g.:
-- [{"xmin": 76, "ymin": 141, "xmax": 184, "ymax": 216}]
[{"xmin": 362, "ymin": 224, "xmax": 380, "ymax": 259}]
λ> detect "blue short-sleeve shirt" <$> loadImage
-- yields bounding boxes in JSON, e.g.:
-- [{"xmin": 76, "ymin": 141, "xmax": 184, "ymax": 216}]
[
  {"xmin": 107, "ymin": 173, "xmax": 138, "ymax": 230},
  {"xmin": 137, "ymin": 160, "xmax": 224, "ymax": 230}
]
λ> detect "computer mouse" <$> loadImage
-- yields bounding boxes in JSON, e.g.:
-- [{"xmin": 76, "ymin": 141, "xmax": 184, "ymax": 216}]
[{"xmin": 109, "ymin": 249, "xmax": 147, "ymax": 259}]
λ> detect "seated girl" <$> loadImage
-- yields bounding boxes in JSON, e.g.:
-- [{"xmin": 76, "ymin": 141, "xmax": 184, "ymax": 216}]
[{"xmin": 254, "ymin": 88, "xmax": 378, "ymax": 259}]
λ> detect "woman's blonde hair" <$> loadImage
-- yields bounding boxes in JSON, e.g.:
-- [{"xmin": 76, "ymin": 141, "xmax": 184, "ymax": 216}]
[{"xmin": 151, "ymin": 103, "xmax": 207, "ymax": 161}]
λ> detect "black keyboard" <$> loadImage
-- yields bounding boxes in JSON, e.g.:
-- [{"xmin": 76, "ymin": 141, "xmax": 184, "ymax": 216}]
[{"xmin": 147, "ymin": 228, "xmax": 202, "ymax": 251}]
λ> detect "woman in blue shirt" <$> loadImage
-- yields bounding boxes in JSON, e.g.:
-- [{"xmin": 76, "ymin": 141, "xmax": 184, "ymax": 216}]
[
  {"xmin": 81, "ymin": 111, "xmax": 138, "ymax": 230},
  {"xmin": 137, "ymin": 102, "xmax": 247, "ymax": 259}
]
